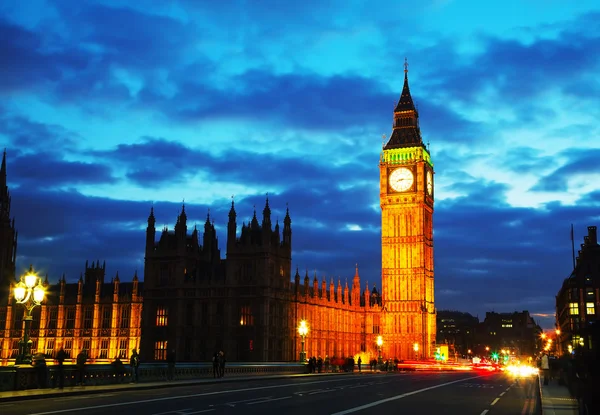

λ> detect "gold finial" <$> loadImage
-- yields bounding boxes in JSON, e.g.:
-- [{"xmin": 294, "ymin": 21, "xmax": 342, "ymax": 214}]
[{"xmin": 404, "ymin": 57, "xmax": 409, "ymax": 74}]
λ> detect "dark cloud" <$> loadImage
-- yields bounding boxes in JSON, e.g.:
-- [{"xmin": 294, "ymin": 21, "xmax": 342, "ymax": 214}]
[{"xmin": 532, "ymin": 148, "xmax": 600, "ymax": 192}]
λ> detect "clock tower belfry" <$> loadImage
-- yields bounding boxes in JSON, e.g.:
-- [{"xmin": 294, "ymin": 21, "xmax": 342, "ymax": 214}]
[{"xmin": 380, "ymin": 61, "xmax": 435, "ymax": 360}]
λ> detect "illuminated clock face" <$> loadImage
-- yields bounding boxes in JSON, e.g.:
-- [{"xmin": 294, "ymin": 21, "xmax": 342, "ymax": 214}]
[
  {"xmin": 426, "ymin": 171, "xmax": 433, "ymax": 195},
  {"xmin": 389, "ymin": 167, "xmax": 414, "ymax": 192}
]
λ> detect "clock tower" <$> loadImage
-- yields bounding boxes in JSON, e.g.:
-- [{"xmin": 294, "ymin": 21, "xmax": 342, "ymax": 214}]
[{"xmin": 380, "ymin": 61, "xmax": 435, "ymax": 360}]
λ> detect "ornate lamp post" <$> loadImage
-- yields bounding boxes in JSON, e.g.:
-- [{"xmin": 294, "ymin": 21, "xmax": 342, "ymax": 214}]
[
  {"xmin": 298, "ymin": 320, "xmax": 308, "ymax": 363},
  {"xmin": 376, "ymin": 335, "xmax": 383, "ymax": 365},
  {"xmin": 13, "ymin": 265, "xmax": 45, "ymax": 364}
]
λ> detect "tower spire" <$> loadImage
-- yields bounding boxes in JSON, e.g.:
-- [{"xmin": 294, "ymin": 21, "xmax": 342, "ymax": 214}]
[{"xmin": 384, "ymin": 58, "xmax": 422, "ymax": 150}]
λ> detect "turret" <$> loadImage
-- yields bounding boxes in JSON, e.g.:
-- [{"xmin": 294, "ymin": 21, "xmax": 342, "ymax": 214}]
[
  {"xmin": 283, "ymin": 205, "xmax": 292, "ymax": 247},
  {"xmin": 227, "ymin": 199, "xmax": 237, "ymax": 251},
  {"xmin": 146, "ymin": 206, "xmax": 156, "ymax": 255},
  {"xmin": 312, "ymin": 272, "xmax": 318, "ymax": 297},
  {"xmin": 132, "ymin": 270, "xmax": 139, "ymax": 299},
  {"xmin": 352, "ymin": 264, "xmax": 361, "ymax": 305},
  {"xmin": 343, "ymin": 278, "xmax": 349, "ymax": 304},
  {"xmin": 337, "ymin": 278, "xmax": 342, "ymax": 303},
  {"xmin": 329, "ymin": 278, "xmax": 334, "ymax": 302},
  {"xmin": 294, "ymin": 267, "xmax": 300, "ymax": 293},
  {"xmin": 203, "ymin": 210, "xmax": 212, "ymax": 255},
  {"xmin": 113, "ymin": 272, "xmax": 120, "ymax": 297},
  {"xmin": 303, "ymin": 270, "xmax": 309, "ymax": 296},
  {"xmin": 262, "ymin": 196, "xmax": 272, "ymax": 245},
  {"xmin": 95, "ymin": 274, "xmax": 102, "ymax": 302},
  {"xmin": 77, "ymin": 274, "xmax": 83, "ymax": 303},
  {"xmin": 60, "ymin": 274, "xmax": 66, "ymax": 303},
  {"xmin": 321, "ymin": 278, "xmax": 326, "ymax": 299},
  {"xmin": 364, "ymin": 281, "xmax": 370, "ymax": 308}
]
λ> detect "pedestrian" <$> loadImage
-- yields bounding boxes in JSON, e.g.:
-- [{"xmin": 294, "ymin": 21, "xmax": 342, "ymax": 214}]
[
  {"xmin": 76, "ymin": 349, "xmax": 87, "ymax": 386},
  {"xmin": 167, "ymin": 349, "xmax": 176, "ymax": 381},
  {"xmin": 541, "ymin": 352, "xmax": 550, "ymax": 385},
  {"xmin": 33, "ymin": 353, "xmax": 47, "ymax": 388},
  {"xmin": 212, "ymin": 352, "xmax": 219, "ymax": 378},
  {"xmin": 219, "ymin": 351, "xmax": 226, "ymax": 378},
  {"xmin": 358, "ymin": 356, "xmax": 362, "ymax": 373},
  {"xmin": 130, "ymin": 349, "xmax": 140, "ymax": 383},
  {"xmin": 56, "ymin": 347, "xmax": 67, "ymax": 389}
]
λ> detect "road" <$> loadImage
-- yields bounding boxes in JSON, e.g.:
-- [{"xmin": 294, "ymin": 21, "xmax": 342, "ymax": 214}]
[{"xmin": 0, "ymin": 370, "xmax": 540, "ymax": 415}]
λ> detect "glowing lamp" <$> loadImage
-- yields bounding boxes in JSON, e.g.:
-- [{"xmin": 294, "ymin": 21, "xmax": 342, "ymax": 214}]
[
  {"xmin": 541, "ymin": 333, "xmax": 546, "ymax": 339},
  {"xmin": 14, "ymin": 282, "xmax": 26, "ymax": 302},
  {"xmin": 298, "ymin": 320, "xmax": 308, "ymax": 336},
  {"xmin": 413, "ymin": 343, "xmax": 419, "ymax": 352},
  {"xmin": 33, "ymin": 284, "xmax": 45, "ymax": 303},
  {"xmin": 376, "ymin": 336, "xmax": 383, "ymax": 347},
  {"xmin": 556, "ymin": 329, "xmax": 561, "ymax": 335},
  {"xmin": 467, "ymin": 349, "xmax": 472, "ymax": 354},
  {"xmin": 24, "ymin": 272, "xmax": 38, "ymax": 288}
]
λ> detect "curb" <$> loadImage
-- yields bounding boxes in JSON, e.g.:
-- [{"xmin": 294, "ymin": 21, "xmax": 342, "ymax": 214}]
[
  {"xmin": 538, "ymin": 374, "xmax": 545, "ymax": 415},
  {"xmin": 0, "ymin": 372, "xmax": 353, "ymax": 403}
]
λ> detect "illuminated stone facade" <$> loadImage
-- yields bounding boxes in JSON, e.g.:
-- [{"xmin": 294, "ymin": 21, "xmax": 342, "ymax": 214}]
[
  {"xmin": 139, "ymin": 202, "xmax": 384, "ymax": 362},
  {"xmin": 1, "ymin": 69, "xmax": 435, "ymax": 363},
  {"xmin": 379, "ymin": 63, "xmax": 436, "ymax": 359},
  {"xmin": 0, "ymin": 261, "xmax": 143, "ymax": 364}
]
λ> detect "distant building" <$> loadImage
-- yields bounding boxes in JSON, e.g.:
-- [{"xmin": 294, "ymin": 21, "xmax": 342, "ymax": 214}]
[
  {"xmin": 477, "ymin": 311, "xmax": 542, "ymax": 357},
  {"xmin": 556, "ymin": 226, "xmax": 599, "ymax": 352},
  {"xmin": 0, "ymin": 150, "xmax": 17, "ymax": 298},
  {"xmin": 436, "ymin": 310, "xmax": 479, "ymax": 355}
]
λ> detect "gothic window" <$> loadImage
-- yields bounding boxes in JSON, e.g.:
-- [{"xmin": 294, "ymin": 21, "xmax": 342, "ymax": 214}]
[
  {"xmin": 159, "ymin": 264, "xmax": 169, "ymax": 286},
  {"xmin": 11, "ymin": 339, "xmax": 19, "ymax": 358},
  {"xmin": 156, "ymin": 306, "xmax": 168, "ymax": 326},
  {"xmin": 45, "ymin": 339, "xmax": 55, "ymax": 357},
  {"xmin": 47, "ymin": 308, "xmax": 57, "ymax": 330},
  {"xmin": 154, "ymin": 341, "xmax": 168, "ymax": 360},
  {"xmin": 64, "ymin": 339, "xmax": 73, "ymax": 356},
  {"xmin": 83, "ymin": 308, "xmax": 93, "ymax": 329},
  {"xmin": 120, "ymin": 307, "xmax": 130, "ymax": 329},
  {"xmin": 82, "ymin": 339, "xmax": 91, "ymax": 353},
  {"xmin": 118, "ymin": 339, "xmax": 128, "ymax": 359},
  {"xmin": 99, "ymin": 338, "xmax": 109, "ymax": 359},
  {"xmin": 65, "ymin": 308, "xmax": 75, "ymax": 330},
  {"xmin": 101, "ymin": 308, "xmax": 112, "ymax": 329},
  {"xmin": 240, "ymin": 306, "xmax": 254, "ymax": 326},
  {"xmin": 13, "ymin": 309, "xmax": 23, "ymax": 330}
]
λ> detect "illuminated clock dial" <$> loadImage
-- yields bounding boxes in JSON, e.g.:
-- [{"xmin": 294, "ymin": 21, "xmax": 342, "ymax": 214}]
[
  {"xmin": 426, "ymin": 171, "xmax": 433, "ymax": 195},
  {"xmin": 389, "ymin": 167, "xmax": 414, "ymax": 192}
]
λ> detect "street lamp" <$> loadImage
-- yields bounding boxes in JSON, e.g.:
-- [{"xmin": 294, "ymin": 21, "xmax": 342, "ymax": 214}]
[
  {"xmin": 298, "ymin": 320, "xmax": 308, "ymax": 363},
  {"xmin": 376, "ymin": 335, "xmax": 383, "ymax": 365},
  {"xmin": 413, "ymin": 343, "xmax": 419, "ymax": 360},
  {"xmin": 13, "ymin": 265, "xmax": 45, "ymax": 364}
]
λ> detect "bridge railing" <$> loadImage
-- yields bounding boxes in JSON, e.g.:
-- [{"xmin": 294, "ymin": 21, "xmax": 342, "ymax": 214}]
[{"xmin": 0, "ymin": 362, "xmax": 308, "ymax": 392}]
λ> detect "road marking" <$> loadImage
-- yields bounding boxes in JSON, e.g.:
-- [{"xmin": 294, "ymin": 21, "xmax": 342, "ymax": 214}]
[
  {"xmin": 480, "ymin": 410, "xmax": 489, "ymax": 415},
  {"xmin": 29, "ymin": 376, "xmax": 382, "ymax": 415},
  {"xmin": 247, "ymin": 396, "xmax": 292, "ymax": 405},
  {"xmin": 330, "ymin": 375, "xmax": 483, "ymax": 415},
  {"xmin": 491, "ymin": 398, "xmax": 500, "ymax": 405},
  {"xmin": 499, "ymin": 391, "xmax": 506, "ymax": 396},
  {"xmin": 308, "ymin": 389, "xmax": 334, "ymax": 395},
  {"xmin": 225, "ymin": 396, "xmax": 271, "ymax": 405},
  {"xmin": 151, "ymin": 409, "xmax": 194, "ymax": 415},
  {"xmin": 186, "ymin": 410, "xmax": 215, "ymax": 415}
]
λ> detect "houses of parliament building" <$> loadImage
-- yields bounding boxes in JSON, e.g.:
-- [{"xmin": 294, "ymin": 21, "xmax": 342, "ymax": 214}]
[{"xmin": 0, "ymin": 67, "xmax": 436, "ymax": 363}]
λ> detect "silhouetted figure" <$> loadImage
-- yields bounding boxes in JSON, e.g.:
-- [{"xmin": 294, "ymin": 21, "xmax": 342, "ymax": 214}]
[
  {"xmin": 56, "ymin": 348, "xmax": 67, "ymax": 389},
  {"xmin": 76, "ymin": 350, "xmax": 87, "ymax": 386},
  {"xmin": 357, "ymin": 357, "xmax": 362, "ymax": 372},
  {"xmin": 33, "ymin": 353, "xmax": 47, "ymax": 388},
  {"xmin": 130, "ymin": 349, "xmax": 140, "ymax": 383},
  {"xmin": 541, "ymin": 353, "xmax": 550, "ymax": 385},
  {"xmin": 212, "ymin": 352, "xmax": 219, "ymax": 378},
  {"xmin": 218, "ymin": 351, "xmax": 226, "ymax": 378},
  {"xmin": 111, "ymin": 357, "xmax": 125, "ymax": 382},
  {"xmin": 167, "ymin": 349, "xmax": 176, "ymax": 381}
]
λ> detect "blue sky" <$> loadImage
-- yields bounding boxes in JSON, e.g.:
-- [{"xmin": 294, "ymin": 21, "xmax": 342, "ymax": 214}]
[{"xmin": 2, "ymin": 0, "xmax": 599, "ymax": 329}]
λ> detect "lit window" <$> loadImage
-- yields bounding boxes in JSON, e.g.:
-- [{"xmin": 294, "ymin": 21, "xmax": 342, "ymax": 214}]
[
  {"xmin": 501, "ymin": 324, "xmax": 513, "ymax": 328},
  {"xmin": 240, "ymin": 306, "xmax": 254, "ymax": 326},
  {"xmin": 156, "ymin": 307, "xmax": 168, "ymax": 326},
  {"xmin": 569, "ymin": 303, "xmax": 579, "ymax": 315},
  {"xmin": 154, "ymin": 341, "xmax": 168, "ymax": 360},
  {"xmin": 586, "ymin": 302, "xmax": 595, "ymax": 315}
]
